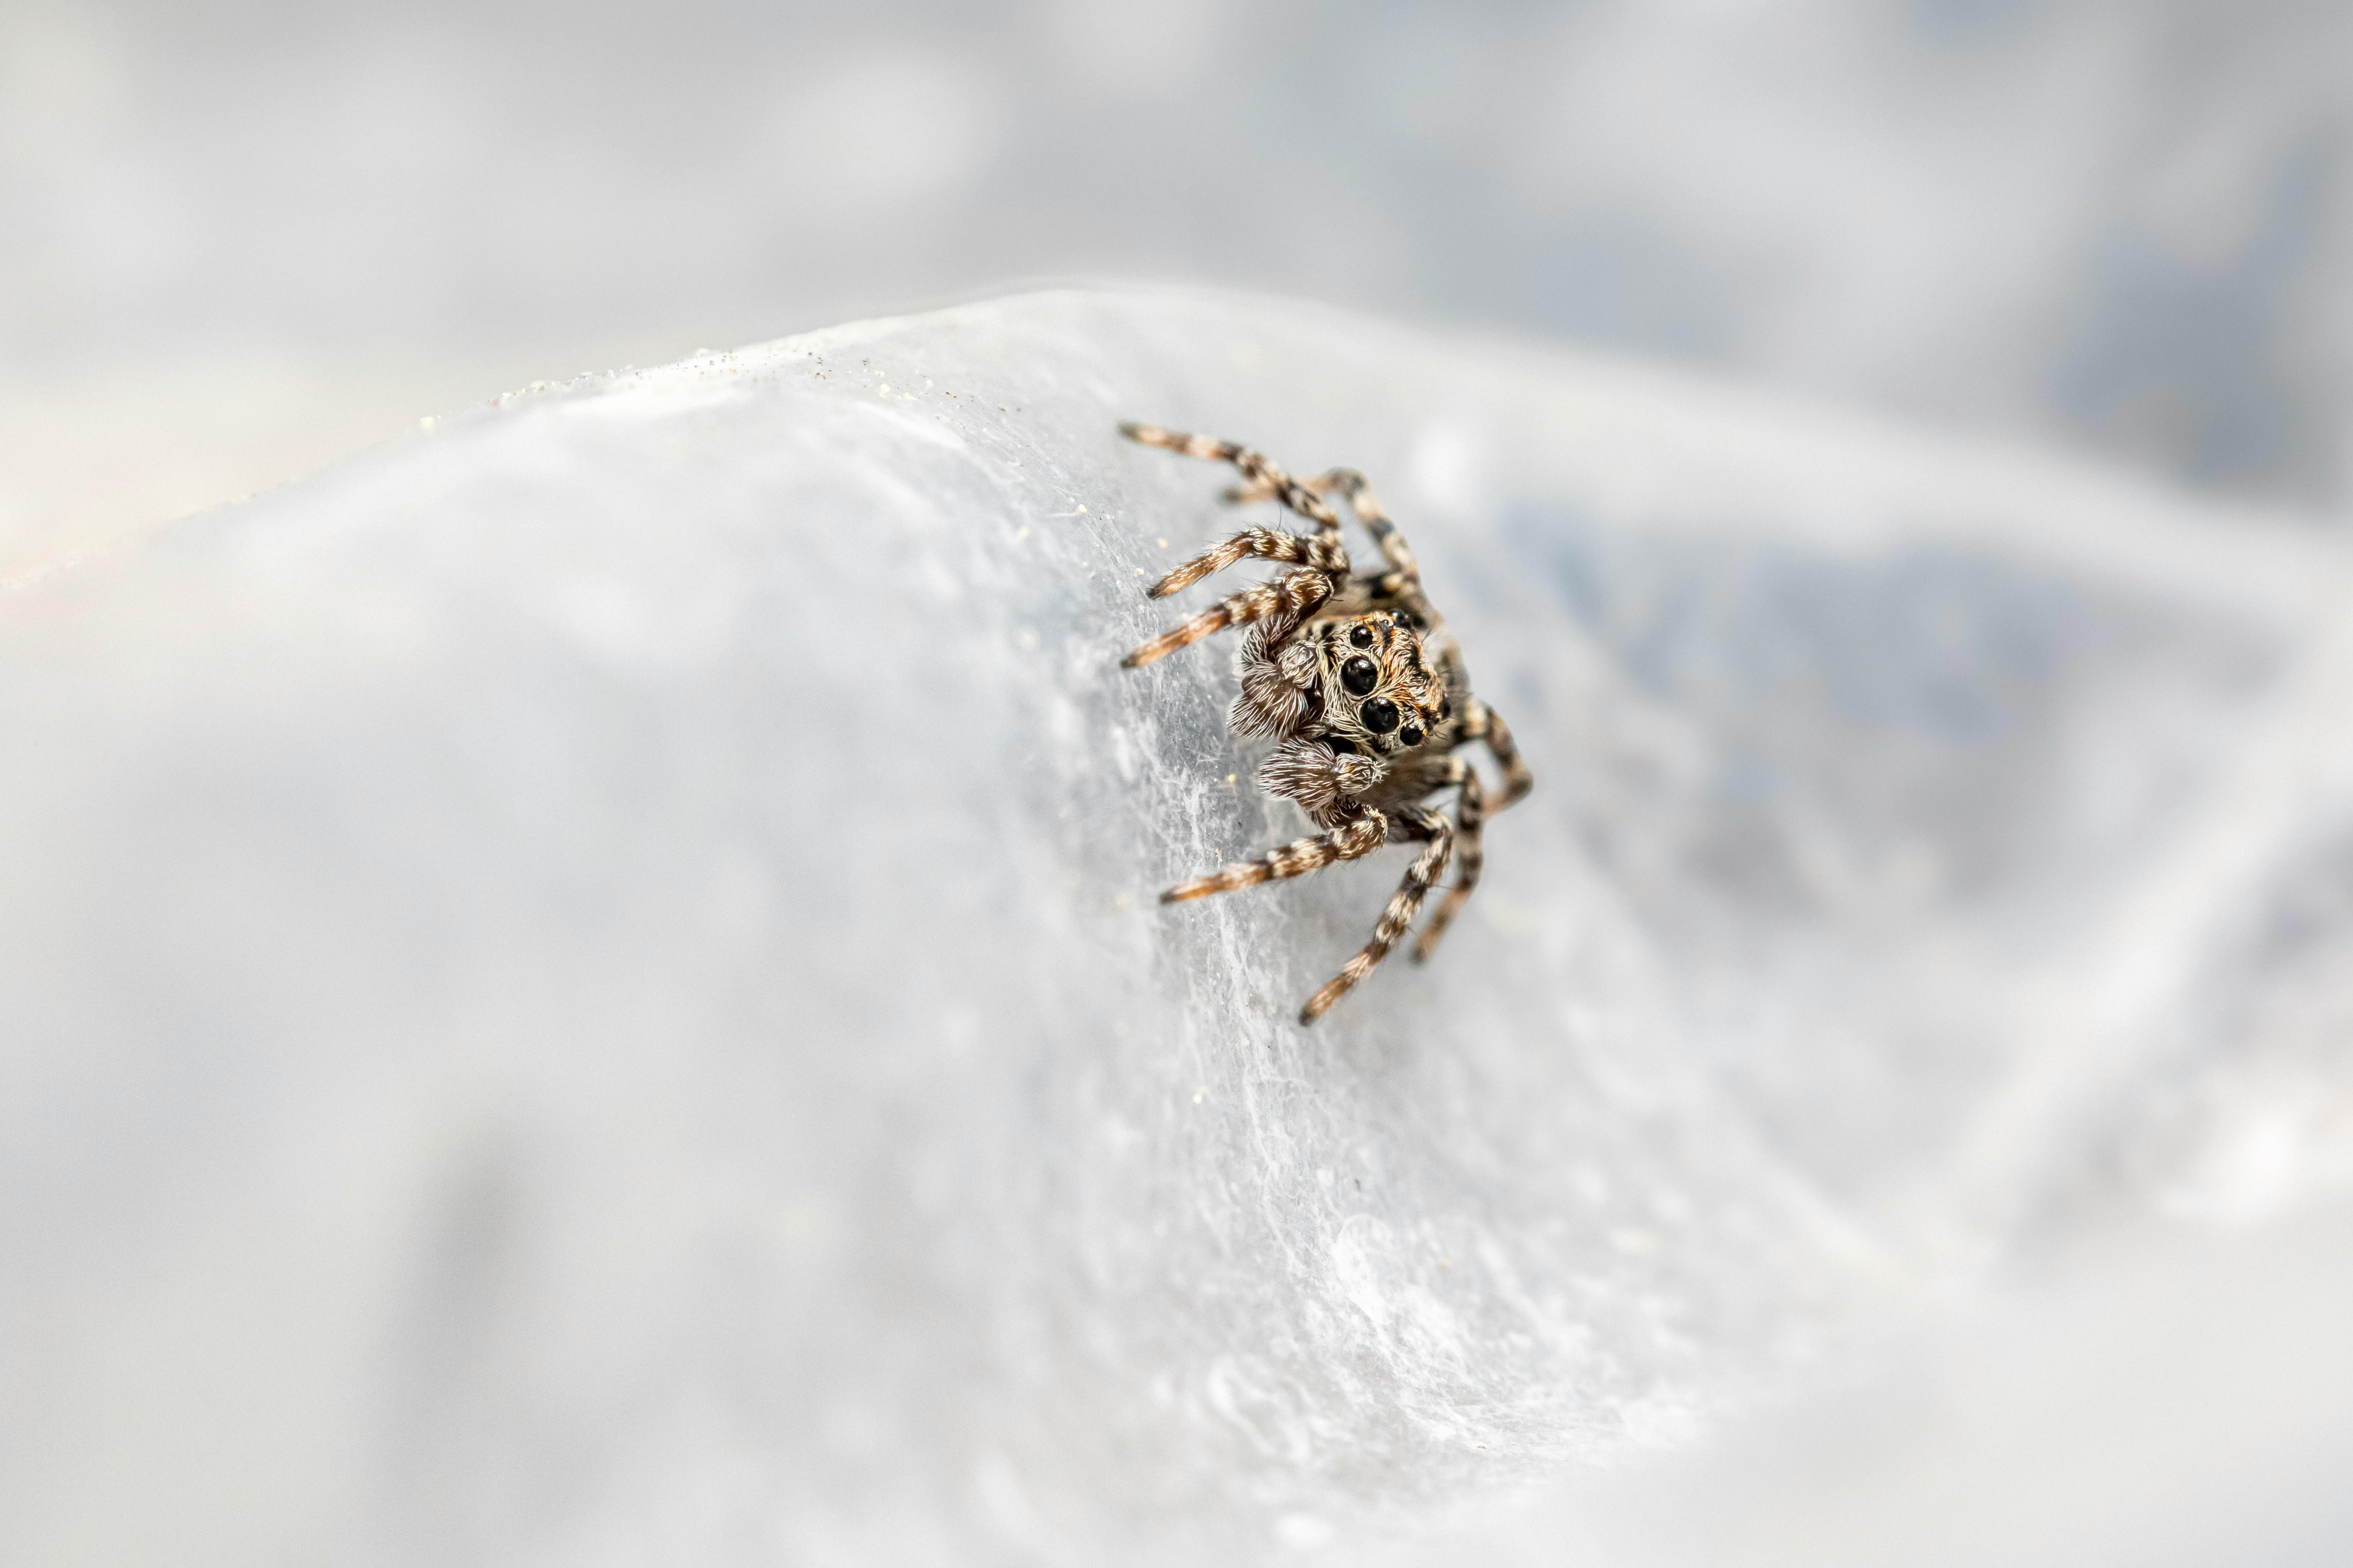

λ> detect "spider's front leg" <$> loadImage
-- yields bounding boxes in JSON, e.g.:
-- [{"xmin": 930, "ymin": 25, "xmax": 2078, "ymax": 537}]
[
  {"xmin": 1144, "ymin": 527, "xmax": 1345, "ymax": 601},
  {"xmin": 1301, "ymin": 808, "xmax": 1455, "ymax": 1024},
  {"xmin": 1122, "ymin": 567, "xmax": 1333, "ymax": 669},
  {"xmin": 1160, "ymin": 811, "xmax": 1386, "ymax": 904}
]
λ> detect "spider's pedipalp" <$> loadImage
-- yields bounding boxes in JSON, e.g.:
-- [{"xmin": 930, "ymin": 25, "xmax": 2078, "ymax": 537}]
[
  {"xmin": 1147, "ymin": 526, "xmax": 1345, "ymax": 600},
  {"xmin": 1300, "ymin": 809, "xmax": 1453, "ymax": 1024},
  {"xmin": 1230, "ymin": 629, "xmax": 1324, "ymax": 739},
  {"xmin": 1160, "ymin": 812, "xmax": 1385, "ymax": 904},
  {"xmin": 1121, "ymin": 567, "xmax": 1331, "ymax": 669},
  {"xmin": 1255, "ymin": 735, "xmax": 1385, "ymax": 816}
]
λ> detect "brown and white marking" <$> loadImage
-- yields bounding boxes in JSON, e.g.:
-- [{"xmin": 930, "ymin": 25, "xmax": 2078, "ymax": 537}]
[{"xmin": 1118, "ymin": 421, "xmax": 1533, "ymax": 1024}]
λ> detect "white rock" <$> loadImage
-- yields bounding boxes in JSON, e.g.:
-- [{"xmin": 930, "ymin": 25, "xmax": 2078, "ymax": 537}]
[{"xmin": 4, "ymin": 288, "xmax": 2352, "ymax": 1565}]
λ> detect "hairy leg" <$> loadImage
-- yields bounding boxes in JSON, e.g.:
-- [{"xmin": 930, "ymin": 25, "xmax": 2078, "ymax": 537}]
[
  {"xmin": 1412, "ymin": 764, "xmax": 1486, "ymax": 963},
  {"xmin": 1231, "ymin": 465, "xmax": 1425, "ymax": 594},
  {"xmin": 1121, "ymin": 423, "xmax": 1342, "ymax": 549},
  {"xmin": 1146, "ymin": 526, "xmax": 1346, "ymax": 600},
  {"xmin": 1313, "ymin": 469, "xmax": 1422, "ymax": 590},
  {"xmin": 1161, "ymin": 811, "xmax": 1386, "ymax": 903},
  {"xmin": 1300, "ymin": 809, "xmax": 1454, "ymax": 1024},
  {"xmin": 1459, "ymin": 699, "xmax": 1534, "ymax": 809},
  {"xmin": 1122, "ymin": 567, "xmax": 1332, "ymax": 669}
]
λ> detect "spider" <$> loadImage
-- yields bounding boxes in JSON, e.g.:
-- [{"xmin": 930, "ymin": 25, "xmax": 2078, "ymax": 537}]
[{"xmin": 1117, "ymin": 422, "xmax": 1534, "ymax": 1024}]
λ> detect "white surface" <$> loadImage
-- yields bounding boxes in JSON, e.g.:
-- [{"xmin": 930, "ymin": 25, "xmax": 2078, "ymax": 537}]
[
  {"xmin": 4, "ymin": 288, "xmax": 2353, "ymax": 1565},
  {"xmin": 1388, "ymin": 1205, "xmax": 2353, "ymax": 1567}
]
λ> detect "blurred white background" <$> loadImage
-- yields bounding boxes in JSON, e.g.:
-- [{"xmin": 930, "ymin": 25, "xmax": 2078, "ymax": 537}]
[{"xmin": 5, "ymin": 0, "xmax": 2351, "ymax": 579}]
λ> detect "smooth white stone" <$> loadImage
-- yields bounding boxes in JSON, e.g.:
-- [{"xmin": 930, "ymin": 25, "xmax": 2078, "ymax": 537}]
[{"xmin": 4, "ymin": 288, "xmax": 2351, "ymax": 1565}]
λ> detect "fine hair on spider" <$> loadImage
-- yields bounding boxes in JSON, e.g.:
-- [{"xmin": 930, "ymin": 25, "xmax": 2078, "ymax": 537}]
[{"xmin": 1117, "ymin": 421, "xmax": 1533, "ymax": 1024}]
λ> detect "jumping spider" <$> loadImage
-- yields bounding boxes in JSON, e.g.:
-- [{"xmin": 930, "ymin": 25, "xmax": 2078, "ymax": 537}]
[{"xmin": 1118, "ymin": 422, "xmax": 1533, "ymax": 1024}]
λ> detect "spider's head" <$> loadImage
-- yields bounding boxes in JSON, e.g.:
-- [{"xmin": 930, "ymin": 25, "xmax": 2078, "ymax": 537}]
[{"xmin": 1314, "ymin": 611, "xmax": 1449, "ymax": 760}]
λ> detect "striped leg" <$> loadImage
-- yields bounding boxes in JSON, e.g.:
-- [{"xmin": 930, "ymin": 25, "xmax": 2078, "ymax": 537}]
[
  {"xmin": 1412, "ymin": 765, "xmax": 1485, "ymax": 963},
  {"xmin": 1122, "ymin": 567, "xmax": 1333, "ymax": 669},
  {"xmin": 1121, "ymin": 422, "xmax": 1343, "ymax": 547},
  {"xmin": 1161, "ymin": 812, "xmax": 1386, "ymax": 903},
  {"xmin": 1461, "ymin": 699, "xmax": 1534, "ymax": 809},
  {"xmin": 1313, "ymin": 469, "xmax": 1421, "ymax": 588},
  {"xmin": 1146, "ymin": 526, "xmax": 1346, "ymax": 599},
  {"xmin": 1231, "ymin": 466, "xmax": 1423, "ymax": 594},
  {"xmin": 1300, "ymin": 810, "xmax": 1454, "ymax": 1025}
]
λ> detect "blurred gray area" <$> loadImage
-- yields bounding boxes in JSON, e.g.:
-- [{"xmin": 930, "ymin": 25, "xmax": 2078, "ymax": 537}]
[
  {"xmin": 1393, "ymin": 1203, "xmax": 2353, "ymax": 1568},
  {"xmin": 5, "ymin": 287, "xmax": 2352, "ymax": 1564},
  {"xmin": 3, "ymin": 0, "xmax": 2352, "ymax": 570}
]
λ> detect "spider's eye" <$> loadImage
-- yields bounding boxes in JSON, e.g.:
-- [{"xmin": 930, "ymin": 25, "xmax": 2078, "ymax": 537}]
[
  {"xmin": 1348, "ymin": 624, "xmax": 1375, "ymax": 649},
  {"xmin": 1323, "ymin": 735, "xmax": 1360, "ymax": 755},
  {"xmin": 1399, "ymin": 724, "xmax": 1425, "ymax": 748},
  {"xmin": 1361, "ymin": 697, "xmax": 1399, "ymax": 733},
  {"xmin": 1341, "ymin": 655, "xmax": 1378, "ymax": 695},
  {"xmin": 1440, "ymin": 696, "xmax": 1452, "ymax": 720}
]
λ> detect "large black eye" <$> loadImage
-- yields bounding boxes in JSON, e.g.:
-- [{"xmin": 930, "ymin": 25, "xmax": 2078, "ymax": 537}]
[
  {"xmin": 1361, "ymin": 697, "xmax": 1399, "ymax": 733},
  {"xmin": 1348, "ymin": 624, "xmax": 1375, "ymax": 649},
  {"xmin": 1439, "ymin": 696, "xmax": 1452, "ymax": 720},
  {"xmin": 1399, "ymin": 724, "xmax": 1425, "ymax": 748},
  {"xmin": 1341, "ymin": 655, "xmax": 1378, "ymax": 695}
]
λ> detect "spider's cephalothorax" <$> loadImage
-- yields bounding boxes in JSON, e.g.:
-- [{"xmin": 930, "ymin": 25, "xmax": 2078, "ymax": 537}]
[{"xmin": 1117, "ymin": 422, "xmax": 1534, "ymax": 1024}]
